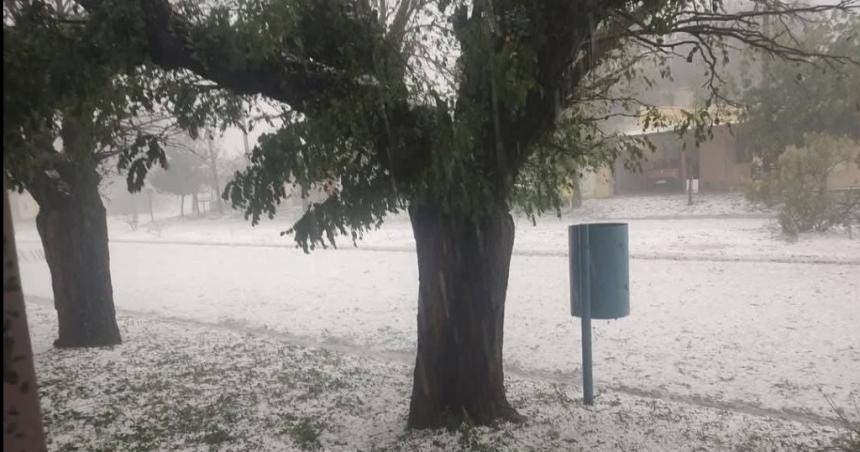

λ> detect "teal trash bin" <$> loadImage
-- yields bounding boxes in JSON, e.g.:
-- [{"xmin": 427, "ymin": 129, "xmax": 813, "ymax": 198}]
[
  {"xmin": 569, "ymin": 222, "xmax": 630, "ymax": 319},
  {"xmin": 568, "ymin": 222, "xmax": 630, "ymax": 404}
]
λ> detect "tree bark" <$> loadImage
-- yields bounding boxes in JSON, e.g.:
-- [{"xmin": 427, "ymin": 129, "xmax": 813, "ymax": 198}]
[
  {"xmin": 407, "ymin": 205, "xmax": 522, "ymax": 429},
  {"xmin": 4, "ymin": 176, "xmax": 48, "ymax": 451},
  {"xmin": 31, "ymin": 166, "xmax": 121, "ymax": 348}
]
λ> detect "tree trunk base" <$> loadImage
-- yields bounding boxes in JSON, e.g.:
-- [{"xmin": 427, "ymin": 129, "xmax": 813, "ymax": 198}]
[{"xmin": 407, "ymin": 205, "xmax": 521, "ymax": 429}]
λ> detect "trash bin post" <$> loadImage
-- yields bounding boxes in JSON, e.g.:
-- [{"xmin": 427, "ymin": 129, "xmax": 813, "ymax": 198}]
[{"xmin": 580, "ymin": 226, "xmax": 594, "ymax": 405}]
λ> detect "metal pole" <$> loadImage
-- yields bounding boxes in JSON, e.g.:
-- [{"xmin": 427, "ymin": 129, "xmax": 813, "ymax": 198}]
[{"xmin": 581, "ymin": 226, "xmax": 594, "ymax": 404}]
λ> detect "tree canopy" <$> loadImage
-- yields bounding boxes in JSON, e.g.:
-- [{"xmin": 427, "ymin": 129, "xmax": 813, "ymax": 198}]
[
  {"xmin": 63, "ymin": 0, "xmax": 855, "ymax": 251},
  {"xmin": 3, "ymin": 0, "xmax": 246, "ymax": 198},
  {"xmin": 149, "ymin": 146, "xmax": 208, "ymax": 197},
  {"xmin": 740, "ymin": 12, "xmax": 860, "ymax": 164}
]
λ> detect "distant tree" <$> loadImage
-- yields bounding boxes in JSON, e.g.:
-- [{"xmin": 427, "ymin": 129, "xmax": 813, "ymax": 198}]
[
  {"xmin": 3, "ymin": 1, "xmax": 242, "ymax": 347},
  {"xmin": 189, "ymin": 133, "xmax": 229, "ymax": 215},
  {"xmin": 741, "ymin": 13, "xmax": 860, "ymax": 168},
  {"xmin": 149, "ymin": 147, "xmax": 208, "ymax": 216},
  {"xmin": 4, "ymin": 2, "xmax": 164, "ymax": 347},
  {"xmin": 88, "ymin": 0, "xmax": 857, "ymax": 428},
  {"xmin": 204, "ymin": 137, "xmax": 225, "ymax": 214}
]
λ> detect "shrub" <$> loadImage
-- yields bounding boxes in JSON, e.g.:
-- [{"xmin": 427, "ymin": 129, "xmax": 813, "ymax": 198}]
[{"xmin": 746, "ymin": 134, "xmax": 860, "ymax": 235}]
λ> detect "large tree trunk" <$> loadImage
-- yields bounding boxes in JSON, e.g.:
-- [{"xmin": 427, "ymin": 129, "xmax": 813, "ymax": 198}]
[
  {"xmin": 407, "ymin": 204, "xmax": 522, "ymax": 429},
  {"xmin": 32, "ymin": 166, "xmax": 121, "ymax": 348}
]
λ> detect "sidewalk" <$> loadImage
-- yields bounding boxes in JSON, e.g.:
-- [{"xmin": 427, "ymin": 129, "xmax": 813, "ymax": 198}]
[{"xmin": 11, "ymin": 193, "xmax": 860, "ymax": 264}]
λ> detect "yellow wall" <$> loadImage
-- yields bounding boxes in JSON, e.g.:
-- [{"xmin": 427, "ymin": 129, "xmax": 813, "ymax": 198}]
[
  {"xmin": 592, "ymin": 166, "xmax": 614, "ymax": 198},
  {"xmin": 697, "ymin": 126, "xmax": 752, "ymax": 191},
  {"xmin": 827, "ymin": 158, "xmax": 860, "ymax": 191}
]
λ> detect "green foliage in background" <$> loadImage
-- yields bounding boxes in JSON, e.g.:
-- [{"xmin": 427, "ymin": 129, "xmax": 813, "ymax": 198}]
[{"xmin": 740, "ymin": 13, "xmax": 860, "ymax": 165}]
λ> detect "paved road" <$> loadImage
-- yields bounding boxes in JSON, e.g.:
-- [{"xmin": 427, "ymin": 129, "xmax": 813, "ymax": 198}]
[{"xmin": 15, "ymin": 237, "xmax": 860, "ymax": 266}]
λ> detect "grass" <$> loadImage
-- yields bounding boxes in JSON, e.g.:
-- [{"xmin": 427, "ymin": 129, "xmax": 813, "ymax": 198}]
[
  {"xmin": 822, "ymin": 389, "xmax": 860, "ymax": 451},
  {"xmin": 25, "ymin": 303, "xmax": 853, "ymax": 451},
  {"xmin": 33, "ymin": 311, "xmax": 375, "ymax": 451},
  {"xmin": 288, "ymin": 417, "xmax": 325, "ymax": 450}
]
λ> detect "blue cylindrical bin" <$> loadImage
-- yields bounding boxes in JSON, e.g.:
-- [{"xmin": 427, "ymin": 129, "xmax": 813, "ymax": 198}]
[{"xmin": 569, "ymin": 223, "xmax": 630, "ymax": 319}]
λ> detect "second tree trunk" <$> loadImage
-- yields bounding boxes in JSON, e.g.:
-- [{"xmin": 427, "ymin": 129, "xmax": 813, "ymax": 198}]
[{"xmin": 33, "ymin": 166, "xmax": 121, "ymax": 348}]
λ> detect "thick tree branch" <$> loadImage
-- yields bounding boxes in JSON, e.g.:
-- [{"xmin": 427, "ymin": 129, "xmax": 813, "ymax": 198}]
[{"xmin": 77, "ymin": 0, "xmax": 440, "ymax": 187}]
